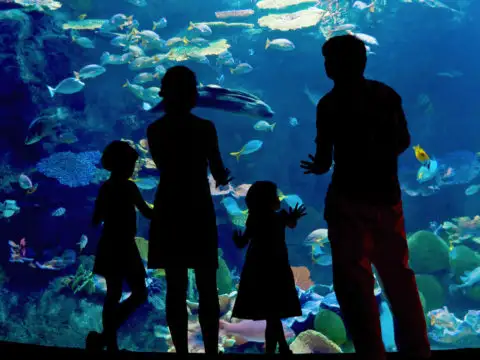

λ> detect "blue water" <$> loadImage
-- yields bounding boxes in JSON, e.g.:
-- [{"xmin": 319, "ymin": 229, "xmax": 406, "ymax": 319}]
[{"xmin": 0, "ymin": 0, "xmax": 479, "ymax": 353}]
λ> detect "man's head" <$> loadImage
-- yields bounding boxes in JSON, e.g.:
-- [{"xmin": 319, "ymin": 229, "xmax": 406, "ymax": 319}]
[{"xmin": 322, "ymin": 34, "xmax": 367, "ymax": 83}]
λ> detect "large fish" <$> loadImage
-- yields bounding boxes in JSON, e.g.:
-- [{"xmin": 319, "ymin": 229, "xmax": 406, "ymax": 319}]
[{"xmin": 149, "ymin": 85, "xmax": 274, "ymax": 119}]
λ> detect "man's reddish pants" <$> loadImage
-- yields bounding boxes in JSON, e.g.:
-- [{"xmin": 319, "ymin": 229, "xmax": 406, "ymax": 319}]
[{"xmin": 325, "ymin": 192, "xmax": 431, "ymax": 360}]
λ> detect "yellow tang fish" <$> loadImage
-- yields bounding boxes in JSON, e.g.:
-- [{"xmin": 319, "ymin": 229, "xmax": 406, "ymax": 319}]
[
  {"xmin": 78, "ymin": 14, "xmax": 87, "ymax": 20},
  {"xmin": 413, "ymin": 145, "xmax": 430, "ymax": 164}
]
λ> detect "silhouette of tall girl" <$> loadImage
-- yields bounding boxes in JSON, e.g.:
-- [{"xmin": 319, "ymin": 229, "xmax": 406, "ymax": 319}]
[{"xmin": 147, "ymin": 66, "xmax": 232, "ymax": 354}]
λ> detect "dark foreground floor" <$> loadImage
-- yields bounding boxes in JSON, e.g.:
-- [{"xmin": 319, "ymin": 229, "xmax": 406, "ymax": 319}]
[{"xmin": 0, "ymin": 341, "xmax": 478, "ymax": 359}]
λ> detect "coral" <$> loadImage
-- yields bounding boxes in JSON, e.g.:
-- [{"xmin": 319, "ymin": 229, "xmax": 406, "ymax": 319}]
[
  {"xmin": 258, "ymin": 8, "xmax": 327, "ymax": 31},
  {"xmin": 217, "ymin": 248, "xmax": 234, "ymax": 294},
  {"xmin": 415, "ymin": 274, "xmax": 445, "ymax": 312},
  {"xmin": 291, "ymin": 266, "xmax": 314, "ymax": 290},
  {"xmin": 449, "ymin": 245, "xmax": 480, "ymax": 283},
  {"xmin": 313, "ymin": 308, "xmax": 347, "ymax": 346},
  {"xmin": 289, "ymin": 329, "xmax": 343, "ymax": 354},
  {"xmin": 36, "ymin": 151, "xmax": 102, "ymax": 187},
  {"xmin": 407, "ymin": 231, "xmax": 450, "ymax": 274}
]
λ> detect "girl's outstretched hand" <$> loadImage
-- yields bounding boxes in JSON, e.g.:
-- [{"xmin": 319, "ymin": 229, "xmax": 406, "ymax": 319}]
[
  {"xmin": 288, "ymin": 204, "xmax": 307, "ymax": 220},
  {"xmin": 216, "ymin": 168, "xmax": 234, "ymax": 187}
]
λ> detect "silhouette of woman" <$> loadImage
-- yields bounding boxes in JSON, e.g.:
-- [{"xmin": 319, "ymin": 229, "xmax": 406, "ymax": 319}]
[{"xmin": 147, "ymin": 66, "xmax": 232, "ymax": 354}]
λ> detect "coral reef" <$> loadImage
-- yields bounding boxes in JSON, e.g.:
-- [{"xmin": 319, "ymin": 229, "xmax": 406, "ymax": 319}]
[
  {"xmin": 217, "ymin": 248, "xmax": 234, "ymax": 294},
  {"xmin": 313, "ymin": 308, "xmax": 347, "ymax": 346},
  {"xmin": 289, "ymin": 329, "xmax": 343, "ymax": 354},
  {"xmin": 408, "ymin": 230, "xmax": 450, "ymax": 274},
  {"xmin": 36, "ymin": 151, "xmax": 102, "ymax": 187},
  {"xmin": 415, "ymin": 274, "xmax": 445, "ymax": 312}
]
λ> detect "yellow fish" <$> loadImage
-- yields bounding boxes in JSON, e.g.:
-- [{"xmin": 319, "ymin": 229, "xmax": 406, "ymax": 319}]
[
  {"xmin": 78, "ymin": 14, "xmax": 87, "ymax": 20},
  {"xmin": 413, "ymin": 145, "xmax": 430, "ymax": 164}
]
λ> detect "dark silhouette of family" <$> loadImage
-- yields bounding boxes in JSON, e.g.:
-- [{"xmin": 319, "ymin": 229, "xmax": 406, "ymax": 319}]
[{"xmin": 86, "ymin": 35, "xmax": 431, "ymax": 360}]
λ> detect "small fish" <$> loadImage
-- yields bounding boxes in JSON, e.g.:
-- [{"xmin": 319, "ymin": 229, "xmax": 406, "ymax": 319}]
[
  {"xmin": 187, "ymin": 22, "xmax": 212, "ymax": 36},
  {"xmin": 230, "ymin": 140, "xmax": 263, "ymax": 161},
  {"xmin": 348, "ymin": 31, "xmax": 379, "ymax": 46},
  {"xmin": 126, "ymin": 0, "xmax": 147, "ymax": 7},
  {"xmin": 72, "ymin": 35, "xmax": 95, "ymax": 49},
  {"xmin": 152, "ymin": 18, "xmax": 167, "ymax": 31},
  {"xmin": 74, "ymin": 64, "xmax": 106, "ymax": 80},
  {"xmin": 77, "ymin": 234, "xmax": 88, "ymax": 252},
  {"xmin": 352, "ymin": 1, "xmax": 375, "ymax": 12},
  {"xmin": 289, "ymin": 117, "xmax": 299, "ymax": 127},
  {"xmin": 465, "ymin": 185, "xmax": 480, "ymax": 196},
  {"xmin": 78, "ymin": 14, "xmax": 88, "ymax": 20},
  {"xmin": 47, "ymin": 78, "xmax": 85, "ymax": 97},
  {"xmin": 58, "ymin": 132, "xmax": 78, "ymax": 144},
  {"xmin": 265, "ymin": 38, "xmax": 295, "ymax": 51},
  {"xmin": 248, "ymin": 48, "xmax": 255, "ymax": 56},
  {"xmin": 253, "ymin": 120, "xmax": 276, "ymax": 132},
  {"xmin": 18, "ymin": 174, "xmax": 38, "ymax": 194},
  {"xmin": 230, "ymin": 63, "xmax": 253, "ymax": 75},
  {"xmin": 133, "ymin": 72, "xmax": 160, "ymax": 84},
  {"xmin": 51, "ymin": 207, "xmax": 66, "ymax": 217},
  {"xmin": 413, "ymin": 145, "xmax": 430, "ymax": 164}
]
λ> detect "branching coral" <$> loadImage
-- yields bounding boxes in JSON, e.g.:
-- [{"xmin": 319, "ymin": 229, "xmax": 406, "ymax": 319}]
[{"xmin": 36, "ymin": 151, "xmax": 102, "ymax": 187}]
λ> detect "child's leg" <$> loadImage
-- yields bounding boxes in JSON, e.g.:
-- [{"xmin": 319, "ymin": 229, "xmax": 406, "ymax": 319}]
[
  {"xmin": 103, "ymin": 276, "xmax": 123, "ymax": 351},
  {"xmin": 114, "ymin": 268, "xmax": 148, "ymax": 330},
  {"xmin": 165, "ymin": 267, "xmax": 189, "ymax": 354},
  {"xmin": 265, "ymin": 318, "xmax": 280, "ymax": 354}
]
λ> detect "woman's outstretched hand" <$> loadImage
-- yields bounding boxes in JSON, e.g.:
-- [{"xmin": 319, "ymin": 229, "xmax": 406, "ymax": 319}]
[
  {"xmin": 300, "ymin": 154, "xmax": 324, "ymax": 175},
  {"xmin": 288, "ymin": 204, "xmax": 307, "ymax": 220}
]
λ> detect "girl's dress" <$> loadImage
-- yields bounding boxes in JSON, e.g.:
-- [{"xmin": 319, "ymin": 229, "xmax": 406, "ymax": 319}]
[
  {"xmin": 232, "ymin": 211, "xmax": 301, "ymax": 320},
  {"xmin": 93, "ymin": 179, "xmax": 146, "ymax": 279}
]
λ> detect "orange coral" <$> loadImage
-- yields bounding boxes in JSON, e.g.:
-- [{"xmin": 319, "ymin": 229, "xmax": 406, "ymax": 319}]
[{"xmin": 291, "ymin": 266, "xmax": 314, "ymax": 290}]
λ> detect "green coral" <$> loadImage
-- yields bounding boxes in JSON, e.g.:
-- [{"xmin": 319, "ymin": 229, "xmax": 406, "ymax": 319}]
[
  {"xmin": 449, "ymin": 245, "xmax": 480, "ymax": 283},
  {"xmin": 415, "ymin": 274, "xmax": 444, "ymax": 312},
  {"xmin": 407, "ymin": 231, "xmax": 450, "ymax": 274},
  {"xmin": 313, "ymin": 309, "xmax": 347, "ymax": 346},
  {"xmin": 70, "ymin": 264, "xmax": 96, "ymax": 295},
  {"xmin": 216, "ymin": 248, "xmax": 233, "ymax": 294}
]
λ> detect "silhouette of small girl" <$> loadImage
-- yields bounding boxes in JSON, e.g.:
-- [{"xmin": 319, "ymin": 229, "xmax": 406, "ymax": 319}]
[
  {"xmin": 231, "ymin": 181, "xmax": 306, "ymax": 354},
  {"xmin": 86, "ymin": 140, "xmax": 153, "ymax": 352}
]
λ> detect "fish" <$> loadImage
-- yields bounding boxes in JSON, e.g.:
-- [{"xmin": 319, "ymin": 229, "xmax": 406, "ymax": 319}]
[
  {"xmin": 253, "ymin": 120, "xmax": 276, "ymax": 132},
  {"xmin": 25, "ymin": 107, "xmax": 70, "ymax": 145},
  {"xmin": 133, "ymin": 72, "xmax": 160, "ymax": 84},
  {"xmin": 18, "ymin": 174, "xmax": 38, "ymax": 194},
  {"xmin": 352, "ymin": 1, "xmax": 375, "ymax": 12},
  {"xmin": 187, "ymin": 22, "xmax": 212, "ymax": 36},
  {"xmin": 278, "ymin": 191, "xmax": 304, "ymax": 208},
  {"xmin": 77, "ymin": 234, "xmax": 88, "ymax": 252},
  {"xmin": 289, "ymin": 117, "xmax": 299, "ymax": 127},
  {"xmin": 413, "ymin": 145, "xmax": 430, "ymax": 164},
  {"xmin": 78, "ymin": 14, "xmax": 88, "ymax": 20},
  {"xmin": 265, "ymin": 38, "xmax": 295, "ymax": 51},
  {"xmin": 152, "ymin": 18, "xmax": 167, "ymax": 31},
  {"xmin": 72, "ymin": 35, "xmax": 95, "ymax": 49},
  {"xmin": 465, "ymin": 185, "xmax": 480, "ymax": 196},
  {"xmin": 150, "ymin": 85, "xmax": 274, "ymax": 119},
  {"xmin": 305, "ymin": 228, "xmax": 329, "ymax": 246},
  {"xmin": 348, "ymin": 31, "xmax": 379, "ymax": 46},
  {"xmin": 51, "ymin": 207, "xmax": 66, "ymax": 217},
  {"xmin": 230, "ymin": 63, "xmax": 253, "ymax": 75},
  {"xmin": 126, "ymin": 0, "xmax": 147, "ymax": 7},
  {"xmin": 230, "ymin": 140, "xmax": 263, "ymax": 161},
  {"xmin": 74, "ymin": 64, "xmax": 106, "ymax": 80},
  {"xmin": 47, "ymin": 77, "xmax": 85, "ymax": 97},
  {"xmin": 449, "ymin": 266, "xmax": 480, "ymax": 293}
]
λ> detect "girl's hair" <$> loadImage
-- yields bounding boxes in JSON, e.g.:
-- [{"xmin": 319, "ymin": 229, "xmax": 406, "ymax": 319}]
[
  {"xmin": 245, "ymin": 181, "xmax": 278, "ymax": 214},
  {"xmin": 101, "ymin": 140, "xmax": 139, "ymax": 173}
]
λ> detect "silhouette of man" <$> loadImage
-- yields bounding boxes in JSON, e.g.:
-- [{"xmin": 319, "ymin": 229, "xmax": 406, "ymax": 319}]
[
  {"xmin": 301, "ymin": 35, "xmax": 431, "ymax": 360},
  {"xmin": 147, "ymin": 66, "xmax": 232, "ymax": 355}
]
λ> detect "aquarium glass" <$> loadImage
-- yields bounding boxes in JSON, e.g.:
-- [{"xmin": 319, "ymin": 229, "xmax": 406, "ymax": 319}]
[{"xmin": 1, "ymin": 0, "xmax": 479, "ymax": 353}]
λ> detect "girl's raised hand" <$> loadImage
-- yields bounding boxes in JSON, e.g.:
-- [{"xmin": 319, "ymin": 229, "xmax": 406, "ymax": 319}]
[{"xmin": 289, "ymin": 204, "xmax": 307, "ymax": 220}]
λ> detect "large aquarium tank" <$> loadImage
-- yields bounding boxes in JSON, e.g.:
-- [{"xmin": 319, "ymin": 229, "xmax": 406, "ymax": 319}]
[{"xmin": 1, "ymin": 0, "xmax": 479, "ymax": 354}]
